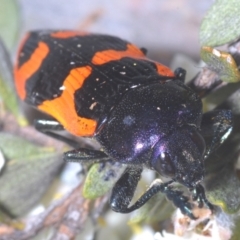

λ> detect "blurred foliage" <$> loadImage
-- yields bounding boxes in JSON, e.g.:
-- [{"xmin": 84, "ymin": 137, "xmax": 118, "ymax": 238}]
[
  {"xmin": 0, "ymin": 37, "xmax": 27, "ymax": 126},
  {"xmin": 0, "ymin": 133, "xmax": 63, "ymax": 217},
  {"xmin": 128, "ymin": 191, "xmax": 174, "ymax": 224},
  {"xmin": 0, "ymin": 0, "xmax": 19, "ymax": 51},
  {"xmin": 200, "ymin": 0, "xmax": 240, "ymax": 47},
  {"xmin": 206, "ymin": 166, "xmax": 240, "ymax": 214}
]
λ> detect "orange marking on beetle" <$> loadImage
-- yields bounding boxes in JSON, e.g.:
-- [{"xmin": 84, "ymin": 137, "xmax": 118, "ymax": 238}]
[
  {"xmin": 51, "ymin": 31, "xmax": 88, "ymax": 39},
  {"xmin": 91, "ymin": 43, "xmax": 145, "ymax": 65},
  {"xmin": 92, "ymin": 44, "xmax": 175, "ymax": 77},
  {"xmin": 38, "ymin": 66, "xmax": 97, "ymax": 136},
  {"xmin": 14, "ymin": 41, "xmax": 49, "ymax": 100},
  {"xmin": 155, "ymin": 62, "xmax": 175, "ymax": 77}
]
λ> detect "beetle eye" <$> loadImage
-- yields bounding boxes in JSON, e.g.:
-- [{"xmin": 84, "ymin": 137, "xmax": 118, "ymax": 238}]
[
  {"xmin": 153, "ymin": 152, "xmax": 175, "ymax": 177},
  {"xmin": 189, "ymin": 129, "xmax": 206, "ymax": 156}
]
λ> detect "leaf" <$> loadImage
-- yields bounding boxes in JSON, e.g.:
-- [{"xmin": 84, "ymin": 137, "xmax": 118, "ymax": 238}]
[
  {"xmin": 200, "ymin": 46, "xmax": 240, "ymax": 83},
  {"xmin": 0, "ymin": 133, "xmax": 64, "ymax": 217},
  {"xmin": 83, "ymin": 162, "xmax": 126, "ymax": 199},
  {"xmin": 0, "ymin": 38, "xmax": 27, "ymax": 126},
  {"xmin": 200, "ymin": 0, "xmax": 240, "ymax": 47},
  {"xmin": 0, "ymin": 0, "xmax": 19, "ymax": 51}
]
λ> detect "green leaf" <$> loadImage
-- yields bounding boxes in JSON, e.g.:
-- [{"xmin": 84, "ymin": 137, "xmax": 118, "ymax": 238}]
[
  {"xmin": 0, "ymin": 38, "xmax": 28, "ymax": 126},
  {"xmin": 0, "ymin": 133, "xmax": 63, "ymax": 217},
  {"xmin": 0, "ymin": 0, "xmax": 19, "ymax": 51},
  {"xmin": 83, "ymin": 162, "xmax": 126, "ymax": 199},
  {"xmin": 200, "ymin": 46, "xmax": 240, "ymax": 83},
  {"xmin": 200, "ymin": 0, "xmax": 240, "ymax": 47}
]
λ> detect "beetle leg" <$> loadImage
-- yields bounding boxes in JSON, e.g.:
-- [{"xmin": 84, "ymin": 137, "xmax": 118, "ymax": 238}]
[
  {"xmin": 110, "ymin": 167, "xmax": 143, "ymax": 212},
  {"xmin": 164, "ymin": 187, "xmax": 197, "ymax": 219},
  {"xmin": 201, "ymin": 109, "xmax": 233, "ymax": 158},
  {"xmin": 34, "ymin": 119, "xmax": 64, "ymax": 131},
  {"xmin": 174, "ymin": 67, "xmax": 186, "ymax": 82},
  {"xmin": 110, "ymin": 168, "xmax": 197, "ymax": 219},
  {"xmin": 191, "ymin": 184, "xmax": 214, "ymax": 210},
  {"xmin": 34, "ymin": 119, "xmax": 80, "ymax": 148},
  {"xmin": 64, "ymin": 148, "xmax": 111, "ymax": 163}
]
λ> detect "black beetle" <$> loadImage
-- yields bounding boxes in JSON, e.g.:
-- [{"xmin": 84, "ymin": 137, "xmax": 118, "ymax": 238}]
[{"xmin": 14, "ymin": 31, "xmax": 233, "ymax": 219}]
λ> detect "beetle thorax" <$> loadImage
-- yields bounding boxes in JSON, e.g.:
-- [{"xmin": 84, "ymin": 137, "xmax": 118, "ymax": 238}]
[{"xmin": 96, "ymin": 80, "xmax": 203, "ymax": 165}]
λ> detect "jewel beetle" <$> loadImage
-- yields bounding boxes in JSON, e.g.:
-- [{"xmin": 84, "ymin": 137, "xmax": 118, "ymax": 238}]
[{"xmin": 14, "ymin": 30, "xmax": 233, "ymax": 219}]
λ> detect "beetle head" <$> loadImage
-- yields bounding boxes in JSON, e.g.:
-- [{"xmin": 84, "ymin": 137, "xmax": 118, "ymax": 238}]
[{"xmin": 151, "ymin": 126, "xmax": 206, "ymax": 188}]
